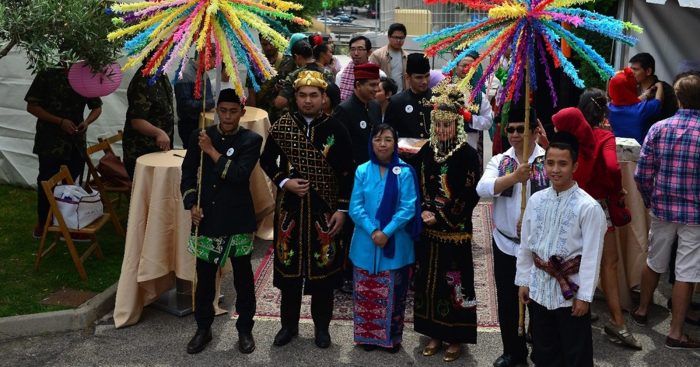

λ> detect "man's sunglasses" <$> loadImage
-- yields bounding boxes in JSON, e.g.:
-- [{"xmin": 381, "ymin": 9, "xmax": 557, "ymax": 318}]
[{"xmin": 506, "ymin": 126, "xmax": 527, "ymax": 134}]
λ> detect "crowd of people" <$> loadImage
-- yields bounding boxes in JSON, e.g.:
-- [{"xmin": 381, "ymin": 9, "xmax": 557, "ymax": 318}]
[{"xmin": 24, "ymin": 21, "xmax": 700, "ymax": 366}]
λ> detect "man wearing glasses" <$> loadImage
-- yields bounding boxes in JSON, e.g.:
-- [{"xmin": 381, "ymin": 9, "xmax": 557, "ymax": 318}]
[
  {"xmin": 476, "ymin": 105, "xmax": 548, "ymax": 367},
  {"xmin": 369, "ymin": 23, "xmax": 408, "ymax": 93},
  {"xmin": 336, "ymin": 36, "xmax": 386, "ymax": 102}
]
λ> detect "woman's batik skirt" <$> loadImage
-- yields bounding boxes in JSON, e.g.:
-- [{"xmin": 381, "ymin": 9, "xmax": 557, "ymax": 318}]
[{"xmin": 352, "ymin": 265, "xmax": 410, "ymax": 348}]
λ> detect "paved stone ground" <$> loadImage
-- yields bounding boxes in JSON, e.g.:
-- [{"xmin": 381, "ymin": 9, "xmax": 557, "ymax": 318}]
[{"xmin": 2, "ymin": 239, "xmax": 700, "ymax": 366}]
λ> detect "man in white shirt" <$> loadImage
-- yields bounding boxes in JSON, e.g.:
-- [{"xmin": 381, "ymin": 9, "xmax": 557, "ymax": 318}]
[
  {"xmin": 515, "ymin": 132, "xmax": 606, "ymax": 367},
  {"xmin": 476, "ymin": 107, "xmax": 547, "ymax": 367}
]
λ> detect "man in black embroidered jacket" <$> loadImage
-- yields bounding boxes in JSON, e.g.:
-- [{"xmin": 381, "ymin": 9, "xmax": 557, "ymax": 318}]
[
  {"xmin": 332, "ymin": 63, "xmax": 382, "ymax": 293},
  {"xmin": 383, "ymin": 53, "xmax": 433, "ymax": 139},
  {"xmin": 260, "ymin": 70, "xmax": 354, "ymax": 349},
  {"xmin": 181, "ymin": 89, "xmax": 263, "ymax": 355}
]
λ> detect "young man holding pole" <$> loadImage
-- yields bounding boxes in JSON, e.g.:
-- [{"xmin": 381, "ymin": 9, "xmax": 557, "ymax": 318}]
[{"xmin": 181, "ymin": 89, "xmax": 263, "ymax": 355}]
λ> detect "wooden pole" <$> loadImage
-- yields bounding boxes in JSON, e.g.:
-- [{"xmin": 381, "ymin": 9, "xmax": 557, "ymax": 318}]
[
  {"xmin": 518, "ymin": 61, "xmax": 531, "ymax": 336},
  {"xmin": 192, "ymin": 69, "xmax": 208, "ymax": 311}
]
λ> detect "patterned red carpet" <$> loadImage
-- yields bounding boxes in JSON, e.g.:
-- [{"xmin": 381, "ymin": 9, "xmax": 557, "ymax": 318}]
[{"xmin": 251, "ymin": 202, "xmax": 499, "ymax": 330}]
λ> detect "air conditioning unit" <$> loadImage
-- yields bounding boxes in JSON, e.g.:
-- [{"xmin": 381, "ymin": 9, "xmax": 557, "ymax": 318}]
[{"xmin": 394, "ymin": 9, "xmax": 432, "ymax": 35}]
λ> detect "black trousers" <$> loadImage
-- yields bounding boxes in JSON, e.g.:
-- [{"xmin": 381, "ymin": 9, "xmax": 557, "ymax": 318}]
[
  {"xmin": 195, "ymin": 255, "xmax": 256, "ymax": 334},
  {"xmin": 529, "ymin": 300, "xmax": 593, "ymax": 367},
  {"xmin": 37, "ymin": 150, "xmax": 85, "ymax": 225},
  {"xmin": 341, "ymin": 220, "xmax": 355, "ymax": 281},
  {"xmin": 492, "ymin": 239, "xmax": 528, "ymax": 363},
  {"xmin": 280, "ymin": 280, "xmax": 334, "ymax": 330}
]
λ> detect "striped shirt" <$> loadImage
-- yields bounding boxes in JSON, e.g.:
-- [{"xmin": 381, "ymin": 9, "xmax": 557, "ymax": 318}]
[
  {"xmin": 635, "ymin": 109, "xmax": 700, "ymax": 225},
  {"xmin": 515, "ymin": 184, "xmax": 606, "ymax": 310},
  {"xmin": 337, "ymin": 61, "xmax": 356, "ymax": 102}
]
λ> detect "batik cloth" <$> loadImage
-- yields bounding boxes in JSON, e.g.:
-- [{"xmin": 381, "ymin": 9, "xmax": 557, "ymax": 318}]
[{"xmin": 353, "ymin": 265, "xmax": 410, "ymax": 348}]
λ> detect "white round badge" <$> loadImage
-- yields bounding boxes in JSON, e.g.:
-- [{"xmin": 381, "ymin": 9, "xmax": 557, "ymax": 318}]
[
  {"xmin": 226, "ymin": 148, "xmax": 234, "ymax": 156},
  {"xmin": 405, "ymin": 105, "xmax": 414, "ymax": 113},
  {"xmin": 360, "ymin": 120, "xmax": 367, "ymax": 129},
  {"xmin": 392, "ymin": 166, "xmax": 402, "ymax": 175}
]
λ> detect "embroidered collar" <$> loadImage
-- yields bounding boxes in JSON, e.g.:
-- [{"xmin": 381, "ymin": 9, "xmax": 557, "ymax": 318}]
[{"xmin": 549, "ymin": 182, "xmax": 578, "ymax": 198}]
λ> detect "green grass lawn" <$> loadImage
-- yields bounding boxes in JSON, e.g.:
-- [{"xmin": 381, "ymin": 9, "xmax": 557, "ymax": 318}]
[{"xmin": 0, "ymin": 184, "xmax": 126, "ymax": 317}]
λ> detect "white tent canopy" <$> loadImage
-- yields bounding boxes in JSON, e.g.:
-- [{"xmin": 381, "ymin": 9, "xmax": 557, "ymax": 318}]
[{"xmin": 0, "ymin": 50, "xmax": 138, "ymax": 188}]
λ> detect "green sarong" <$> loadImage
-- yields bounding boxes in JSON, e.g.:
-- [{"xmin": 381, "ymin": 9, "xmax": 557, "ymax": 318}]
[{"xmin": 187, "ymin": 233, "xmax": 254, "ymax": 267}]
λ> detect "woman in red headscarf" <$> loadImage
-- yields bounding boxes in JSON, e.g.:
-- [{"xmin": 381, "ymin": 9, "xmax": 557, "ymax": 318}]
[
  {"xmin": 551, "ymin": 107, "xmax": 596, "ymax": 185},
  {"xmin": 607, "ymin": 67, "xmax": 663, "ymax": 144}
]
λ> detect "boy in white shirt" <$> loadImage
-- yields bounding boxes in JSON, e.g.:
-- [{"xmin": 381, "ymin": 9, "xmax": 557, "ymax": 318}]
[{"xmin": 516, "ymin": 132, "xmax": 606, "ymax": 367}]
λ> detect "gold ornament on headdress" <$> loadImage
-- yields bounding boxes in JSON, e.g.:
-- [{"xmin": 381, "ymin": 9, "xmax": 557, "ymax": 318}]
[
  {"xmin": 293, "ymin": 70, "xmax": 328, "ymax": 90},
  {"xmin": 426, "ymin": 80, "xmax": 480, "ymax": 163}
]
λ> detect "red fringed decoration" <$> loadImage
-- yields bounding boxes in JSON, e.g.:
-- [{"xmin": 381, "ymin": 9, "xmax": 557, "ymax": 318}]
[
  {"xmin": 204, "ymin": 25, "xmax": 214, "ymax": 70},
  {"xmin": 194, "ymin": 47, "xmax": 206, "ymax": 99},
  {"xmin": 142, "ymin": 36, "xmax": 174, "ymax": 77}
]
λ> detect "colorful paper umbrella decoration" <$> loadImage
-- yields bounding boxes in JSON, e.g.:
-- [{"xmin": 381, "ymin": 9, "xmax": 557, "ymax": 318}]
[
  {"xmin": 106, "ymin": 0, "xmax": 309, "ymax": 98},
  {"xmin": 416, "ymin": 0, "xmax": 643, "ymax": 107}
]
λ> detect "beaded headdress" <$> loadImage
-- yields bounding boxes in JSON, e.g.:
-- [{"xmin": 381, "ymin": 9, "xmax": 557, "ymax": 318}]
[{"xmin": 426, "ymin": 80, "xmax": 479, "ymax": 162}]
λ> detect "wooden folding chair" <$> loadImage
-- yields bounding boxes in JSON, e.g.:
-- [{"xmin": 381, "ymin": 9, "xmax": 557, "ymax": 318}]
[
  {"xmin": 84, "ymin": 130, "xmax": 128, "ymax": 236},
  {"xmin": 85, "ymin": 130, "xmax": 131, "ymax": 205},
  {"xmin": 36, "ymin": 165, "xmax": 112, "ymax": 280}
]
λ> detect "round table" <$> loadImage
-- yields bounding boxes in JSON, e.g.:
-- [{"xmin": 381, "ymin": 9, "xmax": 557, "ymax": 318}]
[{"xmin": 114, "ymin": 149, "xmax": 193, "ymax": 328}]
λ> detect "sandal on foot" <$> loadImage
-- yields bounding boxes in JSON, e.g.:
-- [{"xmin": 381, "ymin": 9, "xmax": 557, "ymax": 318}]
[
  {"xmin": 422, "ymin": 342, "xmax": 442, "ymax": 356},
  {"xmin": 443, "ymin": 347, "xmax": 462, "ymax": 362},
  {"xmin": 604, "ymin": 323, "xmax": 642, "ymax": 350}
]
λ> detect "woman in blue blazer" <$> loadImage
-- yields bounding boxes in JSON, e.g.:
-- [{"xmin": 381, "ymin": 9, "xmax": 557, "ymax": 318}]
[{"xmin": 348, "ymin": 123, "xmax": 421, "ymax": 353}]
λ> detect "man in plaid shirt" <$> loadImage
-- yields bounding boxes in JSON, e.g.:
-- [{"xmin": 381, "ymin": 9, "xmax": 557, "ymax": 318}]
[
  {"xmin": 336, "ymin": 36, "xmax": 385, "ymax": 102},
  {"xmin": 633, "ymin": 72, "xmax": 700, "ymax": 349}
]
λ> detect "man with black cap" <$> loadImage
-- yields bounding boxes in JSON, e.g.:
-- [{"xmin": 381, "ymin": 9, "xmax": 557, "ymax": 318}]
[
  {"xmin": 260, "ymin": 70, "xmax": 354, "ymax": 349},
  {"xmin": 333, "ymin": 63, "xmax": 382, "ymax": 293},
  {"xmin": 181, "ymin": 89, "xmax": 263, "ymax": 355},
  {"xmin": 476, "ymin": 105, "xmax": 547, "ymax": 367},
  {"xmin": 384, "ymin": 53, "xmax": 433, "ymax": 140},
  {"xmin": 516, "ymin": 131, "xmax": 606, "ymax": 367}
]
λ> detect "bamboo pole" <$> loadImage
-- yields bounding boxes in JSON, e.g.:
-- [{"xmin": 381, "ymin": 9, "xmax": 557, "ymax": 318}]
[
  {"xmin": 518, "ymin": 60, "xmax": 531, "ymax": 336},
  {"xmin": 192, "ymin": 69, "xmax": 208, "ymax": 311}
]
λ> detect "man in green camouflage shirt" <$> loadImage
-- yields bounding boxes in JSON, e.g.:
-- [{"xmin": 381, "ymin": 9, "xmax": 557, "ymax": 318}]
[
  {"xmin": 25, "ymin": 67, "xmax": 103, "ymax": 238},
  {"xmin": 122, "ymin": 65, "xmax": 175, "ymax": 178},
  {"xmin": 272, "ymin": 39, "xmax": 335, "ymax": 117}
]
